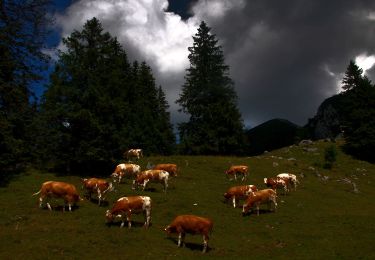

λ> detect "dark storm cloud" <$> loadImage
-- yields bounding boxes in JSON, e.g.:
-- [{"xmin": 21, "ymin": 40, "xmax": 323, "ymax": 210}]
[
  {"xmin": 203, "ymin": 0, "xmax": 375, "ymax": 126},
  {"xmin": 55, "ymin": 0, "xmax": 375, "ymax": 128}
]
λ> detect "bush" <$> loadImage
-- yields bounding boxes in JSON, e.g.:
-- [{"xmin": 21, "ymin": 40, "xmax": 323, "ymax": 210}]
[{"xmin": 324, "ymin": 144, "xmax": 337, "ymax": 169}]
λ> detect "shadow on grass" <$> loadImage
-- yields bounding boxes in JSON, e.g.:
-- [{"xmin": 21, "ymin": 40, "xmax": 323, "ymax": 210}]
[
  {"xmin": 165, "ymin": 237, "xmax": 212, "ymax": 253},
  {"xmin": 39, "ymin": 205, "xmax": 82, "ymax": 212},
  {"xmin": 84, "ymin": 197, "xmax": 109, "ymax": 207},
  {"xmin": 242, "ymin": 209, "xmax": 276, "ymax": 216},
  {"xmin": 106, "ymin": 220, "xmax": 151, "ymax": 229}
]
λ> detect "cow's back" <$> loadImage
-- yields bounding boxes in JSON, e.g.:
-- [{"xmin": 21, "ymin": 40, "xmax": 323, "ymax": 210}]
[{"xmin": 173, "ymin": 215, "xmax": 213, "ymax": 234}]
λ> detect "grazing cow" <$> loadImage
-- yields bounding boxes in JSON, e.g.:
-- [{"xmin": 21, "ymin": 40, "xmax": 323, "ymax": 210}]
[
  {"xmin": 33, "ymin": 181, "xmax": 83, "ymax": 212},
  {"xmin": 242, "ymin": 189, "xmax": 277, "ymax": 216},
  {"xmin": 81, "ymin": 178, "xmax": 114, "ymax": 206},
  {"xmin": 106, "ymin": 196, "xmax": 151, "ymax": 228},
  {"xmin": 225, "ymin": 165, "xmax": 248, "ymax": 181},
  {"xmin": 132, "ymin": 170, "xmax": 169, "ymax": 193},
  {"xmin": 153, "ymin": 163, "xmax": 178, "ymax": 177},
  {"xmin": 224, "ymin": 185, "xmax": 258, "ymax": 208},
  {"xmin": 277, "ymin": 173, "xmax": 299, "ymax": 191},
  {"xmin": 124, "ymin": 149, "xmax": 143, "ymax": 161},
  {"xmin": 111, "ymin": 163, "xmax": 141, "ymax": 183},
  {"xmin": 264, "ymin": 177, "xmax": 289, "ymax": 195},
  {"xmin": 164, "ymin": 215, "xmax": 213, "ymax": 253}
]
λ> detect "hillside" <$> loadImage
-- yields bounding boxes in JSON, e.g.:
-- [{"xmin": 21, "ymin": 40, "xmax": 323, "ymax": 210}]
[
  {"xmin": 0, "ymin": 140, "xmax": 374, "ymax": 258},
  {"xmin": 245, "ymin": 119, "xmax": 301, "ymax": 155}
]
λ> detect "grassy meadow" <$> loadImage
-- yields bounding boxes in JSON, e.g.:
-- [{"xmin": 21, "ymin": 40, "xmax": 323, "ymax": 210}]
[{"xmin": 0, "ymin": 140, "xmax": 374, "ymax": 259}]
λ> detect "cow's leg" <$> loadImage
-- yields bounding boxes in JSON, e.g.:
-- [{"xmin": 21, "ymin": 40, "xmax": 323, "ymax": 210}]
[
  {"xmin": 164, "ymin": 179, "xmax": 168, "ymax": 193},
  {"xmin": 38, "ymin": 196, "xmax": 44, "ymax": 208},
  {"xmin": 97, "ymin": 188, "xmax": 102, "ymax": 206},
  {"xmin": 256, "ymin": 204, "xmax": 260, "ymax": 216},
  {"xmin": 144, "ymin": 208, "xmax": 151, "ymax": 228},
  {"xmin": 232, "ymin": 197, "xmax": 236, "ymax": 208},
  {"xmin": 202, "ymin": 234, "xmax": 209, "ymax": 253},
  {"xmin": 127, "ymin": 212, "xmax": 132, "ymax": 228},
  {"xmin": 178, "ymin": 233, "xmax": 185, "ymax": 247}
]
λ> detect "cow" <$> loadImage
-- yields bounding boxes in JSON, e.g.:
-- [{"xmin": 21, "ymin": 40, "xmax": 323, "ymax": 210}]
[
  {"xmin": 132, "ymin": 169, "xmax": 169, "ymax": 193},
  {"xmin": 32, "ymin": 181, "xmax": 83, "ymax": 212},
  {"xmin": 264, "ymin": 177, "xmax": 289, "ymax": 195},
  {"xmin": 223, "ymin": 185, "xmax": 258, "ymax": 208},
  {"xmin": 81, "ymin": 178, "xmax": 114, "ymax": 206},
  {"xmin": 153, "ymin": 163, "xmax": 178, "ymax": 177},
  {"xmin": 105, "ymin": 196, "xmax": 151, "ymax": 228},
  {"xmin": 242, "ymin": 189, "xmax": 277, "ymax": 216},
  {"xmin": 277, "ymin": 173, "xmax": 299, "ymax": 191},
  {"xmin": 164, "ymin": 214, "xmax": 213, "ymax": 253},
  {"xmin": 225, "ymin": 165, "xmax": 248, "ymax": 181},
  {"xmin": 124, "ymin": 149, "xmax": 143, "ymax": 161},
  {"xmin": 111, "ymin": 163, "xmax": 141, "ymax": 183}
]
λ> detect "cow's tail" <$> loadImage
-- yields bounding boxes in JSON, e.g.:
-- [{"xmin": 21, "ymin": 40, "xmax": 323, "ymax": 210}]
[{"xmin": 32, "ymin": 189, "xmax": 41, "ymax": 196}]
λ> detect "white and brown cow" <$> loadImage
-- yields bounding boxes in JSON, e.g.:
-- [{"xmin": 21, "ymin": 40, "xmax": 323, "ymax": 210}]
[
  {"xmin": 277, "ymin": 173, "xmax": 299, "ymax": 191},
  {"xmin": 164, "ymin": 214, "xmax": 213, "ymax": 253},
  {"xmin": 225, "ymin": 165, "xmax": 248, "ymax": 181},
  {"xmin": 224, "ymin": 185, "xmax": 258, "ymax": 208},
  {"xmin": 105, "ymin": 196, "xmax": 151, "ymax": 228},
  {"xmin": 111, "ymin": 163, "xmax": 141, "ymax": 183},
  {"xmin": 132, "ymin": 169, "xmax": 169, "ymax": 193},
  {"xmin": 33, "ymin": 181, "xmax": 83, "ymax": 212},
  {"xmin": 242, "ymin": 189, "xmax": 277, "ymax": 216},
  {"xmin": 264, "ymin": 177, "xmax": 289, "ymax": 195},
  {"xmin": 153, "ymin": 163, "xmax": 178, "ymax": 177},
  {"xmin": 124, "ymin": 149, "xmax": 143, "ymax": 161},
  {"xmin": 81, "ymin": 178, "xmax": 114, "ymax": 206}
]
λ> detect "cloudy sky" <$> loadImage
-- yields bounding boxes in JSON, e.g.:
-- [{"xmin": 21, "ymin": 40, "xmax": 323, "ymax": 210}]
[{"xmin": 49, "ymin": 0, "xmax": 375, "ymax": 128}]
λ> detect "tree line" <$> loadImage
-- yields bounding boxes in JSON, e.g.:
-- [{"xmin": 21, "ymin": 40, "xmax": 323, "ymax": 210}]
[{"xmin": 1, "ymin": 1, "xmax": 374, "ymax": 182}]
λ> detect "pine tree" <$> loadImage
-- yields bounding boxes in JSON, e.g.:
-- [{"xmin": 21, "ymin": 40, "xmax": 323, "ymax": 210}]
[
  {"xmin": 339, "ymin": 60, "xmax": 375, "ymax": 162},
  {"xmin": 0, "ymin": 0, "xmax": 51, "ymax": 178},
  {"xmin": 37, "ymin": 18, "xmax": 175, "ymax": 173},
  {"xmin": 38, "ymin": 18, "xmax": 133, "ymax": 173},
  {"xmin": 342, "ymin": 60, "xmax": 363, "ymax": 91},
  {"xmin": 176, "ymin": 21, "xmax": 244, "ymax": 155}
]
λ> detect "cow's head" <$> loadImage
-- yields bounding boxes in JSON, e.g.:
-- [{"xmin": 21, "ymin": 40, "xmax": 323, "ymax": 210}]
[
  {"xmin": 105, "ymin": 210, "xmax": 114, "ymax": 222},
  {"xmin": 164, "ymin": 225, "xmax": 176, "ymax": 234},
  {"xmin": 223, "ymin": 192, "xmax": 231, "ymax": 199},
  {"xmin": 111, "ymin": 172, "xmax": 118, "ymax": 183},
  {"xmin": 242, "ymin": 202, "xmax": 252, "ymax": 215}
]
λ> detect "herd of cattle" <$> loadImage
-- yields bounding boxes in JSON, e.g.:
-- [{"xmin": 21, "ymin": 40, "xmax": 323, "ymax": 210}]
[{"xmin": 32, "ymin": 149, "xmax": 299, "ymax": 253}]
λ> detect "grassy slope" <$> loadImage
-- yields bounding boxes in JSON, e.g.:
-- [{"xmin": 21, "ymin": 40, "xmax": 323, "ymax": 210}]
[{"xmin": 0, "ymin": 140, "xmax": 374, "ymax": 259}]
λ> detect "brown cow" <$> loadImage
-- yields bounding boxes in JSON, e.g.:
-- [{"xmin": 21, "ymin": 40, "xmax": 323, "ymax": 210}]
[
  {"xmin": 124, "ymin": 149, "xmax": 143, "ymax": 161},
  {"xmin": 105, "ymin": 196, "xmax": 151, "ymax": 228},
  {"xmin": 81, "ymin": 178, "xmax": 114, "ymax": 206},
  {"xmin": 153, "ymin": 163, "xmax": 178, "ymax": 177},
  {"xmin": 132, "ymin": 169, "xmax": 169, "ymax": 193},
  {"xmin": 33, "ymin": 181, "xmax": 83, "ymax": 212},
  {"xmin": 225, "ymin": 165, "xmax": 248, "ymax": 181},
  {"xmin": 224, "ymin": 185, "xmax": 258, "ymax": 208},
  {"xmin": 111, "ymin": 163, "xmax": 141, "ymax": 183},
  {"xmin": 164, "ymin": 214, "xmax": 213, "ymax": 253},
  {"xmin": 264, "ymin": 177, "xmax": 289, "ymax": 195},
  {"xmin": 277, "ymin": 173, "xmax": 299, "ymax": 191},
  {"xmin": 242, "ymin": 189, "xmax": 277, "ymax": 216}
]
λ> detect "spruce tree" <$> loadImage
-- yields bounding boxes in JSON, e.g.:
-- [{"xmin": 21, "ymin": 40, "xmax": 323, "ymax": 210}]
[
  {"xmin": 0, "ymin": 0, "xmax": 51, "ymax": 178},
  {"xmin": 37, "ymin": 18, "xmax": 175, "ymax": 173},
  {"xmin": 342, "ymin": 60, "xmax": 363, "ymax": 91},
  {"xmin": 339, "ymin": 60, "xmax": 375, "ymax": 162},
  {"xmin": 176, "ymin": 21, "xmax": 244, "ymax": 155}
]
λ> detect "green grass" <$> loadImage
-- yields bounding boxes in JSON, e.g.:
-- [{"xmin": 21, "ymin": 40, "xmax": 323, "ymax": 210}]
[{"xmin": 0, "ymin": 140, "xmax": 374, "ymax": 259}]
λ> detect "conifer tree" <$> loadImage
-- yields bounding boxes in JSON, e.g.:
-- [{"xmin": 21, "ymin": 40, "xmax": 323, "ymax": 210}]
[
  {"xmin": 38, "ymin": 18, "xmax": 174, "ymax": 173},
  {"xmin": 0, "ymin": 0, "xmax": 51, "ymax": 177},
  {"xmin": 340, "ymin": 61, "xmax": 375, "ymax": 162},
  {"xmin": 176, "ymin": 21, "xmax": 244, "ymax": 155}
]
